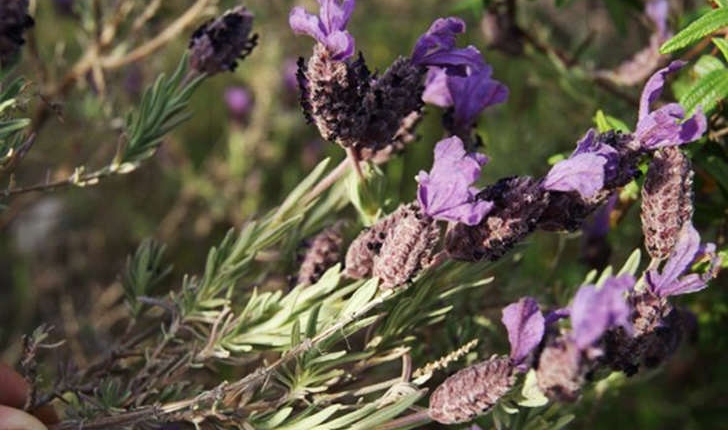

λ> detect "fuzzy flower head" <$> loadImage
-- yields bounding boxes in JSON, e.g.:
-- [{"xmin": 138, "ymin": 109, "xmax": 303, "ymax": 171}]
[
  {"xmin": 188, "ymin": 6, "xmax": 257, "ymax": 75},
  {"xmin": 289, "ymin": 0, "xmax": 355, "ymax": 61},
  {"xmin": 412, "ymin": 17, "xmax": 486, "ymax": 70},
  {"xmin": 636, "ymin": 61, "xmax": 707, "ymax": 150},
  {"xmin": 543, "ymin": 129, "xmax": 620, "ymax": 200},
  {"xmin": 417, "ymin": 136, "xmax": 493, "ymax": 225},
  {"xmin": 645, "ymin": 224, "xmax": 722, "ymax": 297},
  {"xmin": 502, "ymin": 297, "xmax": 545, "ymax": 368},
  {"xmin": 570, "ymin": 274, "xmax": 635, "ymax": 350}
]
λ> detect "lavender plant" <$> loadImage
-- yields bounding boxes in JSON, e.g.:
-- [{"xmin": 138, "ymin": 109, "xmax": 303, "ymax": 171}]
[{"xmin": 1, "ymin": 1, "xmax": 727, "ymax": 430}]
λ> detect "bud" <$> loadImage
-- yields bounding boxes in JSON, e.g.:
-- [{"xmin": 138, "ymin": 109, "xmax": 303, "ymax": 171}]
[
  {"xmin": 188, "ymin": 6, "xmax": 257, "ymax": 75},
  {"xmin": 0, "ymin": 0, "xmax": 34, "ymax": 67},
  {"xmin": 446, "ymin": 176, "xmax": 548, "ymax": 261},
  {"xmin": 373, "ymin": 203, "xmax": 440, "ymax": 289},
  {"xmin": 297, "ymin": 224, "xmax": 344, "ymax": 286},
  {"xmin": 429, "ymin": 356, "xmax": 515, "ymax": 424},
  {"xmin": 641, "ymin": 146, "xmax": 694, "ymax": 260},
  {"xmin": 535, "ymin": 337, "xmax": 584, "ymax": 402},
  {"xmin": 344, "ymin": 206, "xmax": 404, "ymax": 279}
]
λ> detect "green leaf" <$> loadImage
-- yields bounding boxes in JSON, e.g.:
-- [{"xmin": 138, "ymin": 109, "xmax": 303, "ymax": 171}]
[
  {"xmin": 617, "ymin": 249, "xmax": 642, "ymax": 277},
  {"xmin": 661, "ymin": 8, "xmax": 728, "ymax": 53},
  {"xmin": 277, "ymin": 405, "xmax": 342, "ymax": 430},
  {"xmin": 593, "ymin": 110, "xmax": 630, "ymax": 133},
  {"xmin": 339, "ymin": 279, "xmax": 378, "ymax": 318},
  {"xmin": 346, "ymin": 390, "xmax": 425, "ymax": 430},
  {"xmin": 694, "ymin": 54, "xmax": 726, "ymax": 77},
  {"xmin": 679, "ymin": 68, "xmax": 728, "ymax": 115},
  {"xmin": 713, "ymin": 38, "xmax": 728, "ymax": 62},
  {"xmin": 519, "ymin": 370, "xmax": 549, "ymax": 408}
]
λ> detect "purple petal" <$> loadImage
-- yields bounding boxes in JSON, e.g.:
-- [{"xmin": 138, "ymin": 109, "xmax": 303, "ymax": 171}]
[
  {"xmin": 573, "ymin": 129, "xmax": 598, "ymax": 155},
  {"xmin": 448, "ymin": 67, "xmax": 508, "ymax": 126},
  {"xmin": 646, "ymin": 0, "xmax": 669, "ymax": 37},
  {"xmin": 639, "ymin": 60, "xmax": 685, "ymax": 121},
  {"xmin": 324, "ymin": 31, "xmax": 355, "ymax": 60},
  {"xmin": 318, "ymin": 0, "xmax": 355, "ymax": 33},
  {"xmin": 412, "ymin": 17, "xmax": 465, "ymax": 64},
  {"xmin": 636, "ymin": 102, "xmax": 706, "ymax": 149},
  {"xmin": 543, "ymin": 153, "xmax": 607, "ymax": 199},
  {"xmin": 416, "ymin": 136, "xmax": 493, "ymax": 225},
  {"xmin": 544, "ymin": 308, "xmax": 570, "ymax": 325},
  {"xmin": 422, "ymin": 67, "xmax": 453, "ymax": 107},
  {"xmin": 570, "ymin": 275, "xmax": 634, "ymax": 350},
  {"xmin": 289, "ymin": 7, "xmax": 326, "ymax": 42},
  {"xmin": 502, "ymin": 297, "xmax": 545, "ymax": 366}
]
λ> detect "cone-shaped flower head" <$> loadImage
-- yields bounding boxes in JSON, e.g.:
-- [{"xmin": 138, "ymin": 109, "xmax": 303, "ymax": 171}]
[
  {"xmin": 417, "ymin": 136, "xmax": 493, "ymax": 225},
  {"xmin": 570, "ymin": 274, "xmax": 635, "ymax": 350},
  {"xmin": 543, "ymin": 129, "xmax": 620, "ymax": 200},
  {"xmin": 635, "ymin": 61, "xmax": 707, "ymax": 150},
  {"xmin": 645, "ymin": 224, "xmax": 722, "ymax": 297},
  {"xmin": 188, "ymin": 6, "xmax": 256, "ymax": 75},
  {"xmin": 0, "ymin": 0, "xmax": 34, "ymax": 66},
  {"xmin": 502, "ymin": 297, "xmax": 545, "ymax": 368},
  {"xmin": 289, "ymin": 0, "xmax": 355, "ymax": 61}
]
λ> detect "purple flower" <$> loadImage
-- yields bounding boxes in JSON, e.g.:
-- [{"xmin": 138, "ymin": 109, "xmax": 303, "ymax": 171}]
[
  {"xmin": 424, "ymin": 65, "xmax": 508, "ymax": 129},
  {"xmin": 416, "ymin": 136, "xmax": 493, "ymax": 225},
  {"xmin": 646, "ymin": 0, "xmax": 670, "ymax": 39},
  {"xmin": 543, "ymin": 129, "xmax": 619, "ymax": 199},
  {"xmin": 411, "ymin": 17, "xmax": 486, "ymax": 70},
  {"xmin": 224, "ymin": 86, "xmax": 253, "ymax": 119},
  {"xmin": 289, "ymin": 0, "xmax": 355, "ymax": 61},
  {"xmin": 645, "ymin": 224, "xmax": 722, "ymax": 297},
  {"xmin": 502, "ymin": 297, "xmax": 545, "ymax": 367},
  {"xmin": 635, "ymin": 61, "xmax": 707, "ymax": 150},
  {"xmin": 570, "ymin": 274, "xmax": 635, "ymax": 350}
]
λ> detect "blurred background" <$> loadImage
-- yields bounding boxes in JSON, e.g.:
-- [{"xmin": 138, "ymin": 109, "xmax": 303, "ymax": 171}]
[{"xmin": 0, "ymin": 0, "xmax": 726, "ymax": 428}]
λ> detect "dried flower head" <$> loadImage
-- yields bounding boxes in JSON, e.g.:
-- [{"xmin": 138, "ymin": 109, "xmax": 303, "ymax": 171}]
[
  {"xmin": 344, "ymin": 206, "xmax": 405, "ymax": 279},
  {"xmin": 373, "ymin": 203, "xmax": 440, "ymax": 289},
  {"xmin": 188, "ymin": 6, "xmax": 257, "ymax": 75},
  {"xmin": 428, "ymin": 356, "xmax": 515, "ymax": 424},
  {"xmin": 535, "ymin": 337, "xmax": 584, "ymax": 403},
  {"xmin": 641, "ymin": 146, "xmax": 694, "ymax": 260},
  {"xmin": 297, "ymin": 224, "xmax": 344, "ymax": 286},
  {"xmin": 0, "ymin": 0, "xmax": 34, "ymax": 67},
  {"xmin": 446, "ymin": 176, "xmax": 548, "ymax": 261}
]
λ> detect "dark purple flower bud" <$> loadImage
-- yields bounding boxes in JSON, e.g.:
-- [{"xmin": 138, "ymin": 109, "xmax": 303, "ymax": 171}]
[
  {"xmin": 581, "ymin": 194, "xmax": 617, "ymax": 270},
  {"xmin": 502, "ymin": 297, "xmax": 545, "ymax": 368},
  {"xmin": 635, "ymin": 61, "xmax": 707, "ymax": 150},
  {"xmin": 373, "ymin": 203, "xmax": 440, "ymax": 289},
  {"xmin": 417, "ymin": 136, "xmax": 492, "ymax": 225},
  {"xmin": 645, "ymin": 224, "xmax": 722, "ymax": 297},
  {"xmin": 570, "ymin": 274, "xmax": 634, "ymax": 350},
  {"xmin": 535, "ymin": 337, "xmax": 585, "ymax": 402},
  {"xmin": 224, "ymin": 86, "xmax": 254, "ymax": 121},
  {"xmin": 188, "ymin": 6, "xmax": 257, "ymax": 75},
  {"xmin": 446, "ymin": 176, "xmax": 549, "ymax": 261},
  {"xmin": 298, "ymin": 224, "xmax": 344, "ymax": 286},
  {"xmin": 412, "ymin": 17, "xmax": 485, "ymax": 70},
  {"xmin": 429, "ymin": 356, "xmax": 515, "ymax": 424},
  {"xmin": 0, "ymin": 0, "xmax": 34, "ymax": 67},
  {"xmin": 641, "ymin": 146, "xmax": 694, "ymax": 260},
  {"xmin": 289, "ymin": 0, "xmax": 355, "ymax": 61}
]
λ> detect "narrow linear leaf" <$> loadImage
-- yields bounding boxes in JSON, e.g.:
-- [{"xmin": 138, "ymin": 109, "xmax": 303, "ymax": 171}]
[
  {"xmin": 679, "ymin": 68, "xmax": 728, "ymax": 115},
  {"xmin": 660, "ymin": 8, "xmax": 728, "ymax": 53},
  {"xmin": 713, "ymin": 38, "xmax": 728, "ymax": 62}
]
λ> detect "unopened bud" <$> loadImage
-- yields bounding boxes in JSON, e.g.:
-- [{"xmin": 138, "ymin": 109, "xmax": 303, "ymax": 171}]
[{"xmin": 297, "ymin": 224, "xmax": 344, "ymax": 286}]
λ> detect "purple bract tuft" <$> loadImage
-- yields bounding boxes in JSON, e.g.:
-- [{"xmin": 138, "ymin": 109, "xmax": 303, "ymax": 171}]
[
  {"xmin": 417, "ymin": 136, "xmax": 493, "ymax": 225},
  {"xmin": 635, "ymin": 61, "xmax": 707, "ymax": 150},
  {"xmin": 645, "ymin": 224, "xmax": 722, "ymax": 297},
  {"xmin": 570, "ymin": 274, "xmax": 635, "ymax": 350},
  {"xmin": 411, "ymin": 17, "xmax": 485, "ymax": 70},
  {"xmin": 289, "ymin": 0, "xmax": 355, "ymax": 61},
  {"xmin": 502, "ymin": 297, "xmax": 545, "ymax": 367}
]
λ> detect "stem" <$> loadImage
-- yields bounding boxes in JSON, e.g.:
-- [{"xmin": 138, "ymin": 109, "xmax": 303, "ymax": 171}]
[
  {"xmin": 51, "ymin": 289, "xmax": 398, "ymax": 429},
  {"xmin": 373, "ymin": 410, "xmax": 431, "ymax": 430}
]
